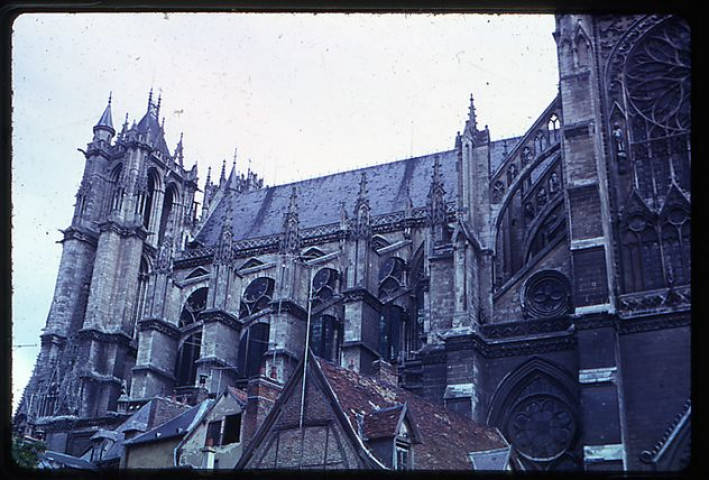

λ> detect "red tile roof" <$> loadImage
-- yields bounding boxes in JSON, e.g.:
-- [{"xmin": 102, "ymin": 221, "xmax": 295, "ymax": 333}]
[
  {"xmin": 363, "ymin": 404, "xmax": 405, "ymax": 440},
  {"xmin": 317, "ymin": 358, "xmax": 508, "ymax": 470}
]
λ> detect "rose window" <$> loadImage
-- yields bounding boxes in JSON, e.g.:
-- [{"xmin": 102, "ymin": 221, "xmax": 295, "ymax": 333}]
[
  {"xmin": 509, "ymin": 396, "xmax": 575, "ymax": 461},
  {"xmin": 524, "ymin": 271, "xmax": 570, "ymax": 318},
  {"xmin": 624, "ymin": 18, "xmax": 690, "ymax": 133}
]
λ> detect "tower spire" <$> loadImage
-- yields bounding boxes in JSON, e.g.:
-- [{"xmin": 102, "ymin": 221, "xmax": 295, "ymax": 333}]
[
  {"xmin": 93, "ymin": 92, "xmax": 115, "ymax": 139},
  {"xmin": 220, "ymin": 159, "xmax": 227, "ymax": 185},
  {"xmin": 232, "ymin": 147, "xmax": 238, "ymax": 171},
  {"xmin": 466, "ymin": 93, "xmax": 478, "ymax": 134}
]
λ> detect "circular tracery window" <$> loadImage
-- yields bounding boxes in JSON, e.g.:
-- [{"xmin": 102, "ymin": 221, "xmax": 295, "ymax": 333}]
[
  {"xmin": 524, "ymin": 271, "xmax": 571, "ymax": 318},
  {"xmin": 509, "ymin": 396, "xmax": 576, "ymax": 462},
  {"xmin": 239, "ymin": 277, "xmax": 274, "ymax": 318},
  {"xmin": 624, "ymin": 18, "xmax": 691, "ymax": 133}
]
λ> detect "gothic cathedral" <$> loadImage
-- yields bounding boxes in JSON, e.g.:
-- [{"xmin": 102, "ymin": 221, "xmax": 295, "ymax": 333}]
[{"xmin": 14, "ymin": 14, "xmax": 691, "ymax": 471}]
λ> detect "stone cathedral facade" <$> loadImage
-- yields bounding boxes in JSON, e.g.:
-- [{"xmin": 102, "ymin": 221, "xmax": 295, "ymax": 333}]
[{"xmin": 14, "ymin": 14, "xmax": 691, "ymax": 471}]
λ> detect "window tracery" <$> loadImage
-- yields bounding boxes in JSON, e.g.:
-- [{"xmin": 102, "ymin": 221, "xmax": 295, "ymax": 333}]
[
  {"xmin": 311, "ymin": 268, "xmax": 338, "ymax": 309},
  {"xmin": 174, "ymin": 288, "xmax": 208, "ymax": 387},
  {"xmin": 523, "ymin": 271, "xmax": 571, "ymax": 319},
  {"xmin": 239, "ymin": 277, "xmax": 275, "ymax": 318},
  {"xmin": 610, "ymin": 17, "xmax": 691, "ymax": 295},
  {"xmin": 379, "ymin": 257, "xmax": 406, "ymax": 298}
]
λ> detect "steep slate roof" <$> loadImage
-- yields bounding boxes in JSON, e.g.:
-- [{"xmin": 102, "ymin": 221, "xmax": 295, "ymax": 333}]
[
  {"xmin": 94, "ymin": 98, "xmax": 114, "ymax": 132},
  {"xmin": 317, "ymin": 358, "xmax": 508, "ymax": 470},
  {"xmin": 39, "ymin": 451, "xmax": 99, "ymax": 470},
  {"xmin": 125, "ymin": 399, "xmax": 213, "ymax": 446},
  {"xmin": 196, "ymin": 149, "xmax": 458, "ymax": 246},
  {"xmin": 97, "ymin": 397, "xmax": 193, "ymax": 464}
]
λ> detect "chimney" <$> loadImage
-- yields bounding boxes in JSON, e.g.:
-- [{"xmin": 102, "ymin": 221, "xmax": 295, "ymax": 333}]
[
  {"xmin": 242, "ymin": 375, "xmax": 283, "ymax": 445},
  {"xmin": 372, "ymin": 359, "xmax": 398, "ymax": 386}
]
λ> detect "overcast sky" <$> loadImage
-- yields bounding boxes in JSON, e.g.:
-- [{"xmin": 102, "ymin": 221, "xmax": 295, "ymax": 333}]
[{"xmin": 11, "ymin": 12, "xmax": 559, "ymax": 411}]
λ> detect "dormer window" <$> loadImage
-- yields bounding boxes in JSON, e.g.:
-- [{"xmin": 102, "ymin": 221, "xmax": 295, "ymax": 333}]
[
  {"xmin": 395, "ymin": 421, "xmax": 413, "ymax": 470},
  {"xmin": 205, "ymin": 414, "xmax": 242, "ymax": 447}
]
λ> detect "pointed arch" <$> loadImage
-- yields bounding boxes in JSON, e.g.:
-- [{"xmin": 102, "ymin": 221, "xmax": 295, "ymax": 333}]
[
  {"xmin": 143, "ymin": 167, "xmax": 161, "ymax": 229},
  {"xmin": 547, "ymin": 113, "xmax": 561, "ymax": 141},
  {"xmin": 301, "ymin": 247, "xmax": 325, "ymax": 261},
  {"xmin": 108, "ymin": 163, "xmax": 124, "ymax": 213},
  {"xmin": 378, "ymin": 256, "xmax": 406, "ymax": 299},
  {"xmin": 573, "ymin": 23, "xmax": 592, "ymax": 67},
  {"xmin": 311, "ymin": 267, "xmax": 339, "ymax": 309},
  {"xmin": 239, "ymin": 258, "xmax": 265, "ymax": 270},
  {"xmin": 487, "ymin": 358, "xmax": 579, "ymax": 468},
  {"xmin": 186, "ymin": 267, "xmax": 209, "ymax": 279},
  {"xmin": 130, "ymin": 256, "xmax": 150, "ymax": 338},
  {"xmin": 158, "ymin": 182, "xmax": 179, "ymax": 244},
  {"xmin": 488, "ymin": 357, "xmax": 578, "ymax": 426}
]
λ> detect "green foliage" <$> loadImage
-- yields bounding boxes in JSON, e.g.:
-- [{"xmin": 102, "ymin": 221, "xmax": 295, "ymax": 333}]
[{"xmin": 11, "ymin": 434, "xmax": 46, "ymax": 469}]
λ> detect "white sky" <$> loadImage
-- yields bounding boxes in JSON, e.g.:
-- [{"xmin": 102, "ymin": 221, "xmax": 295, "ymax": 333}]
[{"xmin": 11, "ymin": 12, "xmax": 559, "ymax": 411}]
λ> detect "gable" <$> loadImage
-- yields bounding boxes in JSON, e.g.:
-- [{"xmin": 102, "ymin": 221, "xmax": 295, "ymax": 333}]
[{"xmin": 237, "ymin": 355, "xmax": 383, "ymax": 470}]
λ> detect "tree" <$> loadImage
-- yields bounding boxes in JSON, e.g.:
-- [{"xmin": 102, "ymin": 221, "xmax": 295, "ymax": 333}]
[{"xmin": 11, "ymin": 434, "xmax": 46, "ymax": 469}]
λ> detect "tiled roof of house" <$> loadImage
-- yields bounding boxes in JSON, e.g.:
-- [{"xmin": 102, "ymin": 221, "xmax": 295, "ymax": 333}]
[
  {"xmin": 195, "ymin": 149, "xmax": 458, "ymax": 246},
  {"xmin": 362, "ymin": 404, "xmax": 405, "ymax": 440},
  {"xmin": 317, "ymin": 358, "xmax": 508, "ymax": 470},
  {"xmin": 227, "ymin": 386, "xmax": 249, "ymax": 407}
]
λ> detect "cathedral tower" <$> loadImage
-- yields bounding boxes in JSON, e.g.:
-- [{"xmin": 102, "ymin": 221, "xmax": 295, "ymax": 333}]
[{"xmin": 15, "ymin": 92, "xmax": 199, "ymax": 454}]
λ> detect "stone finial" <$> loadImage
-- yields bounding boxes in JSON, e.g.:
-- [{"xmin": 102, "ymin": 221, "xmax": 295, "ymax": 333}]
[
  {"xmin": 354, "ymin": 172, "xmax": 369, "ymax": 214},
  {"xmin": 219, "ymin": 159, "xmax": 227, "ymax": 185},
  {"xmin": 352, "ymin": 173, "xmax": 371, "ymax": 240},
  {"xmin": 282, "ymin": 186, "xmax": 300, "ymax": 253},
  {"xmin": 175, "ymin": 132, "xmax": 184, "ymax": 165},
  {"xmin": 428, "ymin": 155, "xmax": 446, "ymax": 228},
  {"xmin": 467, "ymin": 93, "xmax": 478, "ymax": 132}
]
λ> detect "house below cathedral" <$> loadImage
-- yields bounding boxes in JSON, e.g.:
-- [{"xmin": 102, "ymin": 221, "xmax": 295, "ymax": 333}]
[{"xmin": 14, "ymin": 13, "xmax": 691, "ymax": 472}]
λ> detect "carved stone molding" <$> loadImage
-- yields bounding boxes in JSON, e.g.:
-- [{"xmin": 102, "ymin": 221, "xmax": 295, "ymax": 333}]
[
  {"xmin": 482, "ymin": 317, "xmax": 572, "ymax": 340},
  {"xmin": 97, "ymin": 219, "xmax": 149, "ymax": 240},
  {"xmin": 618, "ymin": 311, "xmax": 690, "ymax": 335},
  {"xmin": 617, "ymin": 286, "xmax": 690, "ymax": 317},
  {"xmin": 61, "ymin": 226, "xmax": 99, "ymax": 246},
  {"xmin": 342, "ymin": 287, "xmax": 382, "ymax": 311},
  {"xmin": 267, "ymin": 299, "xmax": 307, "ymax": 321},
  {"xmin": 200, "ymin": 309, "xmax": 242, "ymax": 332},
  {"xmin": 131, "ymin": 364, "xmax": 176, "ymax": 382},
  {"xmin": 138, "ymin": 317, "xmax": 181, "ymax": 339},
  {"xmin": 77, "ymin": 328, "xmax": 133, "ymax": 347}
]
